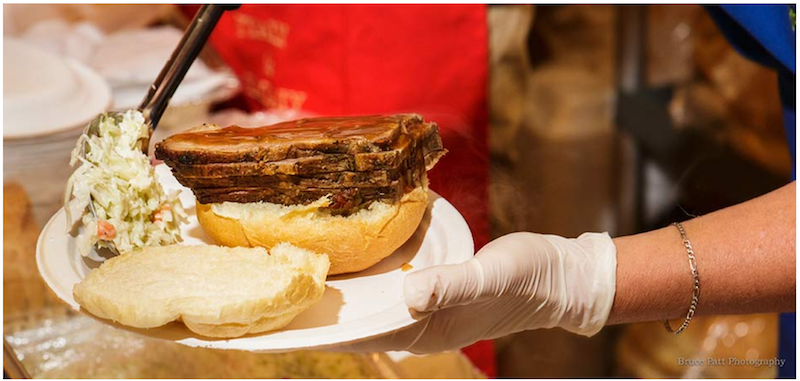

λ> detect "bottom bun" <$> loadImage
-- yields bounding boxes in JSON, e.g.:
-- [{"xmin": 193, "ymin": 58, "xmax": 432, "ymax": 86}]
[
  {"xmin": 73, "ymin": 243, "xmax": 329, "ymax": 338},
  {"xmin": 196, "ymin": 186, "xmax": 429, "ymax": 275}
]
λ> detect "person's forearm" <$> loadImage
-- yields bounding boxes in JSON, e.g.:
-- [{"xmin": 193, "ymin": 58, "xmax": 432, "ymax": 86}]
[{"xmin": 607, "ymin": 181, "xmax": 796, "ymax": 325}]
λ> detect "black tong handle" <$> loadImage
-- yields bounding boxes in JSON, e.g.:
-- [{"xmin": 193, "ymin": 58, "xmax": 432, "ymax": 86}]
[{"xmin": 140, "ymin": 4, "xmax": 240, "ymax": 129}]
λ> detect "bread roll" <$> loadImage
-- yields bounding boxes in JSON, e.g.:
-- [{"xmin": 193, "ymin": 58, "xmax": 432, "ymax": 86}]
[
  {"xmin": 196, "ymin": 186, "xmax": 428, "ymax": 275},
  {"xmin": 73, "ymin": 243, "xmax": 329, "ymax": 338}
]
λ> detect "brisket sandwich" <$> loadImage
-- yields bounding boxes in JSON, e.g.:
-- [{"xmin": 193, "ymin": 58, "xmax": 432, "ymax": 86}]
[{"xmin": 155, "ymin": 114, "xmax": 446, "ymax": 274}]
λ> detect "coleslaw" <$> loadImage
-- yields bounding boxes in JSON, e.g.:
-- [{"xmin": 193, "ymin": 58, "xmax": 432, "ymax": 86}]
[{"xmin": 64, "ymin": 110, "xmax": 186, "ymax": 258}]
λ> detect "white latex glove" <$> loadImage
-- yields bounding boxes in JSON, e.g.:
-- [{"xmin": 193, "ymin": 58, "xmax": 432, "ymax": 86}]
[{"xmin": 339, "ymin": 231, "xmax": 617, "ymax": 354}]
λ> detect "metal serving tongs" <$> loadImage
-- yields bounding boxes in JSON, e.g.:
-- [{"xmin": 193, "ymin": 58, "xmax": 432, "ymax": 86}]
[{"xmin": 78, "ymin": 4, "xmax": 239, "ymax": 256}]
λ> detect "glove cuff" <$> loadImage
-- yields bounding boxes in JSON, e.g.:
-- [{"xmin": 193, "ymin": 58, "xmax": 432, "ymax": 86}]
[{"xmin": 546, "ymin": 232, "xmax": 618, "ymax": 337}]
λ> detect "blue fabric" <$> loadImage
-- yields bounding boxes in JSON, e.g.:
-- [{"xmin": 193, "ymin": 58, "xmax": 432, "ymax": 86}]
[
  {"xmin": 721, "ymin": 5, "xmax": 796, "ymax": 72},
  {"xmin": 706, "ymin": 5, "xmax": 796, "ymax": 378}
]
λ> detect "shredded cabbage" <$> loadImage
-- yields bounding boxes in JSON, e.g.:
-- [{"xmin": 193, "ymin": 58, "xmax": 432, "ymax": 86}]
[{"xmin": 64, "ymin": 110, "xmax": 186, "ymax": 257}]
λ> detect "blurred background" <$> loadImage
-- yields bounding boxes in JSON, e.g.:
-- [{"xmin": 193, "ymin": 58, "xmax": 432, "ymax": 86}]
[{"xmin": 3, "ymin": 4, "xmax": 791, "ymax": 378}]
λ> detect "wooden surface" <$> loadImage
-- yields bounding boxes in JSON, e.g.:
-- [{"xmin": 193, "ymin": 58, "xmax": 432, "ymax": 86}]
[{"xmin": 3, "ymin": 182, "xmax": 59, "ymax": 318}]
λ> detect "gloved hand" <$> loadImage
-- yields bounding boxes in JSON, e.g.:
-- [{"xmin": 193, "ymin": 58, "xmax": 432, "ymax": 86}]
[{"xmin": 340, "ymin": 231, "xmax": 617, "ymax": 354}]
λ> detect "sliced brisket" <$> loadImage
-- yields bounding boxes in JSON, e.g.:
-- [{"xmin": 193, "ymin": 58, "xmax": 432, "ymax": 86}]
[
  {"xmin": 156, "ymin": 114, "xmax": 446, "ymax": 214},
  {"xmin": 193, "ymin": 184, "xmax": 405, "ymax": 214},
  {"xmin": 175, "ymin": 169, "xmax": 401, "ymax": 189}
]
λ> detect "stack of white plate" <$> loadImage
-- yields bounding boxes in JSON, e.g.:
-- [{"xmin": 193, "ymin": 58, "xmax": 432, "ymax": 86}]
[
  {"xmin": 4, "ymin": 37, "xmax": 111, "ymax": 225},
  {"xmin": 19, "ymin": 22, "xmax": 239, "ymax": 134}
]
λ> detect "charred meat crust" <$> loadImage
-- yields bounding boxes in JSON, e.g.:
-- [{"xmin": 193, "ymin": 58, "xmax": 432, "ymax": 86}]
[{"xmin": 154, "ymin": 114, "xmax": 426, "ymax": 165}]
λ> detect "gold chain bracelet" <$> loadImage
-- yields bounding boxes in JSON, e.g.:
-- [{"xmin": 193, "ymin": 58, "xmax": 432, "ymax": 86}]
[{"xmin": 664, "ymin": 222, "xmax": 700, "ymax": 334}]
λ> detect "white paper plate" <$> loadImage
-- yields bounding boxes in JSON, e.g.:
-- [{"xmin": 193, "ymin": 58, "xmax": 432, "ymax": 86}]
[{"xmin": 36, "ymin": 164, "xmax": 474, "ymax": 352}]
